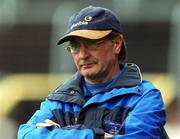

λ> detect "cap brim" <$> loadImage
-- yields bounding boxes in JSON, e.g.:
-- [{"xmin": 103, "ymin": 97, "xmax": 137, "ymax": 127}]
[{"xmin": 57, "ymin": 30, "xmax": 112, "ymax": 45}]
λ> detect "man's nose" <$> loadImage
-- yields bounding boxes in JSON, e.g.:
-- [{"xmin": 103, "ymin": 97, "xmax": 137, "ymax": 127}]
[{"xmin": 78, "ymin": 44, "xmax": 89, "ymax": 58}]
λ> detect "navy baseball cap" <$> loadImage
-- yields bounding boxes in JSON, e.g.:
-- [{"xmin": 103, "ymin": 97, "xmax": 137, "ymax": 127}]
[
  {"xmin": 57, "ymin": 6, "xmax": 125, "ymax": 44},
  {"xmin": 57, "ymin": 6, "xmax": 127, "ymax": 61}
]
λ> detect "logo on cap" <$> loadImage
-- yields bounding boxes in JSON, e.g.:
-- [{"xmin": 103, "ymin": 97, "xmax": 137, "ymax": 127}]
[
  {"xmin": 84, "ymin": 16, "xmax": 92, "ymax": 22},
  {"xmin": 70, "ymin": 15, "xmax": 92, "ymax": 30}
]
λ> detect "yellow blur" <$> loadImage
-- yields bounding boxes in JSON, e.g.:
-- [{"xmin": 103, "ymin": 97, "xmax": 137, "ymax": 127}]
[{"xmin": 0, "ymin": 73, "xmax": 176, "ymax": 118}]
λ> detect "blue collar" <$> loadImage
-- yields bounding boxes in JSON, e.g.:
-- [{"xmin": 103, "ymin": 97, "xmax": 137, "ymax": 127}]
[{"xmin": 83, "ymin": 69, "xmax": 122, "ymax": 97}]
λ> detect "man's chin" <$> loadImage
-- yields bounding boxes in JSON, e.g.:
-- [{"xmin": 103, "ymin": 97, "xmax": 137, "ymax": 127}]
[
  {"xmin": 82, "ymin": 72, "xmax": 95, "ymax": 78},
  {"xmin": 81, "ymin": 71, "xmax": 97, "ymax": 78}
]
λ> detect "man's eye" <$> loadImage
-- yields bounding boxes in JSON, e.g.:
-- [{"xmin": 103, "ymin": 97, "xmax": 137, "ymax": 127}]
[
  {"xmin": 70, "ymin": 41, "xmax": 79, "ymax": 48},
  {"xmin": 86, "ymin": 40, "xmax": 102, "ymax": 46},
  {"xmin": 93, "ymin": 40, "xmax": 104, "ymax": 45},
  {"xmin": 71, "ymin": 45, "xmax": 79, "ymax": 50}
]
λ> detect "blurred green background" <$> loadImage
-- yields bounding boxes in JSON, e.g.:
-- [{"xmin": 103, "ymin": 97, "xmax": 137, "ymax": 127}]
[{"xmin": 0, "ymin": 0, "xmax": 180, "ymax": 138}]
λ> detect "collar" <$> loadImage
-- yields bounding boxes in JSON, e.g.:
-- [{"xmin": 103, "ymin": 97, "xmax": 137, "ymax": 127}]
[{"xmin": 47, "ymin": 63, "xmax": 142, "ymax": 105}]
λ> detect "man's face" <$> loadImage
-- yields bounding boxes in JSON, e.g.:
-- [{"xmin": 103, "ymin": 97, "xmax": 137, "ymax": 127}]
[{"xmin": 69, "ymin": 36, "xmax": 121, "ymax": 84}]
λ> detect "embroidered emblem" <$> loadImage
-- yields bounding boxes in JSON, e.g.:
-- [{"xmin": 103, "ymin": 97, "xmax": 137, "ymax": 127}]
[
  {"xmin": 70, "ymin": 16, "xmax": 92, "ymax": 30},
  {"xmin": 84, "ymin": 16, "xmax": 92, "ymax": 22}
]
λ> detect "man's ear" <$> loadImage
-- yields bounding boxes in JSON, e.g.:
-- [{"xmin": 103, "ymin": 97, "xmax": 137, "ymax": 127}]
[{"xmin": 114, "ymin": 36, "xmax": 122, "ymax": 55}]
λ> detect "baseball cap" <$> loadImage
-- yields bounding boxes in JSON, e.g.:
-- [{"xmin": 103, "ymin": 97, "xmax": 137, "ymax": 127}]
[{"xmin": 57, "ymin": 6, "xmax": 127, "ymax": 61}]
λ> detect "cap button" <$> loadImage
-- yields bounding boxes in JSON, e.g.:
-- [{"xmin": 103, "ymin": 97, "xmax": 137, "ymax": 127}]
[{"xmin": 88, "ymin": 5, "xmax": 93, "ymax": 8}]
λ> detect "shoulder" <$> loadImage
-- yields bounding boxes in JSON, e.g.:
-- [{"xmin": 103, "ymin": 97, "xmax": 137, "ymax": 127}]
[
  {"xmin": 140, "ymin": 80, "xmax": 160, "ymax": 94},
  {"xmin": 49, "ymin": 72, "xmax": 83, "ymax": 95},
  {"xmin": 46, "ymin": 72, "xmax": 86, "ymax": 106}
]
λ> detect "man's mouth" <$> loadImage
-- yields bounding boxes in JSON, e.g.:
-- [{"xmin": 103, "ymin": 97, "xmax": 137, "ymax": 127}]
[
  {"xmin": 79, "ymin": 61, "xmax": 97, "ymax": 69},
  {"xmin": 81, "ymin": 63, "xmax": 95, "ymax": 68}
]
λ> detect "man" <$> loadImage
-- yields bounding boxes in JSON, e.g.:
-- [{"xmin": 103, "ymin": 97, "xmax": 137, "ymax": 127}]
[{"xmin": 18, "ymin": 6, "xmax": 168, "ymax": 139}]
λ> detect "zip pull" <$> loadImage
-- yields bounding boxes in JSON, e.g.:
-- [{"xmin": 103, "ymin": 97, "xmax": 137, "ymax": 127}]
[{"xmin": 75, "ymin": 117, "xmax": 78, "ymax": 124}]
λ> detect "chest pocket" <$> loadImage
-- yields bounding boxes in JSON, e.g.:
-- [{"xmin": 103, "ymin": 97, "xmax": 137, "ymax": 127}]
[{"xmin": 79, "ymin": 104, "xmax": 132, "ymax": 134}]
